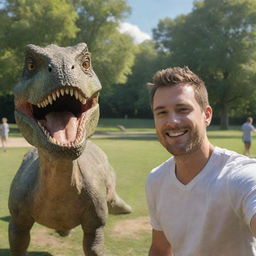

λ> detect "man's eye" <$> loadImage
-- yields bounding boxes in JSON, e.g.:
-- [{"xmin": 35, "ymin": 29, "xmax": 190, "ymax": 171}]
[
  {"xmin": 178, "ymin": 108, "xmax": 189, "ymax": 113},
  {"xmin": 156, "ymin": 111, "xmax": 167, "ymax": 116}
]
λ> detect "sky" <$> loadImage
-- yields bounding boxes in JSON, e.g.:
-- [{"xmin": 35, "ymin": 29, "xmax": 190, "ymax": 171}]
[{"xmin": 119, "ymin": 0, "xmax": 195, "ymax": 44}]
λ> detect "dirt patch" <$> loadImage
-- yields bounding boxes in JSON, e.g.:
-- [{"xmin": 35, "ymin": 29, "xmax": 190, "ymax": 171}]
[
  {"xmin": 110, "ymin": 216, "xmax": 151, "ymax": 239},
  {"xmin": 31, "ymin": 227, "xmax": 70, "ymax": 249},
  {"xmin": 7, "ymin": 137, "xmax": 32, "ymax": 147}
]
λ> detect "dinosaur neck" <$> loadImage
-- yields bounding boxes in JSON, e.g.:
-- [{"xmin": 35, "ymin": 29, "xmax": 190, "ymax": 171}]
[{"xmin": 37, "ymin": 149, "xmax": 79, "ymax": 195}]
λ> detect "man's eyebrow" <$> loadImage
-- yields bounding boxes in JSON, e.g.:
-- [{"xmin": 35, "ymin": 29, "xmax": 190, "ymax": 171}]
[
  {"xmin": 153, "ymin": 103, "xmax": 190, "ymax": 112},
  {"xmin": 153, "ymin": 106, "xmax": 165, "ymax": 112},
  {"xmin": 176, "ymin": 103, "xmax": 190, "ymax": 107}
]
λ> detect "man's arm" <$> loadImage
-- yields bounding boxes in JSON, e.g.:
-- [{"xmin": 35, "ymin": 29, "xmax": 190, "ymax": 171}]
[{"xmin": 149, "ymin": 229, "xmax": 173, "ymax": 256}]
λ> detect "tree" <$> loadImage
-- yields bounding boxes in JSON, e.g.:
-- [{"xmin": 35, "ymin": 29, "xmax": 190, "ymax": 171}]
[
  {"xmin": 100, "ymin": 40, "xmax": 166, "ymax": 118},
  {"xmin": 0, "ymin": 0, "xmax": 137, "ymax": 95},
  {"xmin": 153, "ymin": 0, "xmax": 256, "ymax": 129},
  {"xmin": 70, "ymin": 0, "xmax": 136, "ymax": 87},
  {"xmin": 0, "ymin": 0, "xmax": 78, "ymax": 94}
]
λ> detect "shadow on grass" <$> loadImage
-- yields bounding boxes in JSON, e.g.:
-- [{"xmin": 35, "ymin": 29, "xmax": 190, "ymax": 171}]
[
  {"xmin": 0, "ymin": 249, "xmax": 53, "ymax": 256},
  {"xmin": 0, "ymin": 215, "xmax": 10, "ymax": 222}
]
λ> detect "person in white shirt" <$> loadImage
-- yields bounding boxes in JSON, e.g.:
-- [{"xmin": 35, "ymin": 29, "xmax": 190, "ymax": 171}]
[
  {"xmin": 0, "ymin": 117, "xmax": 9, "ymax": 152},
  {"xmin": 146, "ymin": 66, "xmax": 256, "ymax": 256},
  {"xmin": 241, "ymin": 117, "xmax": 255, "ymax": 156}
]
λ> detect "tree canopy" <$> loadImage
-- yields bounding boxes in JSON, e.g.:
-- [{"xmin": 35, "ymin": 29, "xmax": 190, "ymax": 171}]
[
  {"xmin": 153, "ymin": 0, "xmax": 256, "ymax": 128},
  {"xmin": 0, "ymin": 0, "xmax": 136, "ymax": 93}
]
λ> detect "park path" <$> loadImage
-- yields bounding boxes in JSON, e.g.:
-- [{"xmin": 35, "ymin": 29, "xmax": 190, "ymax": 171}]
[{"xmin": 7, "ymin": 133, "xmax": 156, "ymax": 148}]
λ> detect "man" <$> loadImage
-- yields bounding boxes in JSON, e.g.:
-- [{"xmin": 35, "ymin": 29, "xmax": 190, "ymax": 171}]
[
  {"xmin": 146, "ymin": 67, "xmax": 256, "ymax": 256},
  {"xmin": 241, "ymin": 117, "xmax": 255, "ymax": 156}
]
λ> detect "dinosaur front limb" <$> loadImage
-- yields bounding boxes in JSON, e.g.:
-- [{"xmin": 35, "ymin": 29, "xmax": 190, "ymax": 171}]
[
  {"xmin": 82, "ymin": 225, "xmax": 105, "ymax": 256},
  {"xmin": 9, "ymin": 218, "xmax": 34, "ymax": 256}
]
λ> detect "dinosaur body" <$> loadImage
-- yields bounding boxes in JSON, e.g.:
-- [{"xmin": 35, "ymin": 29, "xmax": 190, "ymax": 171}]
[{"xmin": 8, "ymin": 43, "xmax": 131, "ymax": 256}]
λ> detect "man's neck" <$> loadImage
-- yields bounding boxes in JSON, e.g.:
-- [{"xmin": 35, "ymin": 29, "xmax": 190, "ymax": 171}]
[{"xmin": 174, "ymin": 141, "xmax": 214, "ymax": 185}]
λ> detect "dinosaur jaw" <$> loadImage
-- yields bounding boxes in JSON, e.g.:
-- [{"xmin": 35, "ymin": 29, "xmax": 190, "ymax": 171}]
[{"xmin": 15, "ymin": 87, "xmax": 99, "ymax": 149}]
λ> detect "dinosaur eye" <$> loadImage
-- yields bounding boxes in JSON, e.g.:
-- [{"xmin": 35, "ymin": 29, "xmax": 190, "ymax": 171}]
[
  {"xmin": 27, "ymin": 63, "xmax": 35, "ymax": 71},
  {"xmin": 82, "ymin": 60, "xmax": 90, "ymax": 70}
]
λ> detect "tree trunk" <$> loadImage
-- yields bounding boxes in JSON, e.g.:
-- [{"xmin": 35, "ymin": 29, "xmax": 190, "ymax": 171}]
[{"xmin": 220, "ymin": 105, "xmax": 229, "ymax": 130}]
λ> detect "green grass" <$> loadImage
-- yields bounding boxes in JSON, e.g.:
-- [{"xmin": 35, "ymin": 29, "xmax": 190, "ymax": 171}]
[
  {"xmin": 0, "ymin": 123, "xmax": 253, "ymax": 255},
  {"xmin": 0, "ymin": 139, "xmax": 169, "ymax": 256}
]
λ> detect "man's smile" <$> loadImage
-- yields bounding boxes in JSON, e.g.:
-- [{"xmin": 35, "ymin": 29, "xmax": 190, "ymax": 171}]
[{"xmin": 165, "ymin": 130, "xmax": 188, "ymax": 137}]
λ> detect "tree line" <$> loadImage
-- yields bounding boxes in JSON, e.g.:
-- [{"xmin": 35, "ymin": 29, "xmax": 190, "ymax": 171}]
[{"xmin": 1, "ymin": 0, "xmax": 256, "ymax": 129}]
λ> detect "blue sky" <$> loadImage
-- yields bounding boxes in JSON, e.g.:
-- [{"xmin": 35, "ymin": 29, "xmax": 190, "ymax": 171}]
[{"xmin": 119, "ymin": 0, "xmax": 195, "ymax": 43}]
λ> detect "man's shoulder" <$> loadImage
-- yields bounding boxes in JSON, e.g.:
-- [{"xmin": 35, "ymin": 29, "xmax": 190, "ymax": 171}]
[
  {"xmin": 147, "ymin": 157, "xmax": 174, "ymax": 184},
  {"xmin": 215, "ymin": 147, "xmax": 256, "ymax": 180},
  {"xmin": 214, "ymin": 146, "xmax": 255, "ymax": 163}
]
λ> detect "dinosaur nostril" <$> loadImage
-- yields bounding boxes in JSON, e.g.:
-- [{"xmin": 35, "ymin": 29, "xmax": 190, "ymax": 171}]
[
  {"xmin": 48, "ymin": 67, "xmax": 52, "ymax": 72},
  {"xmin": 71, "ymin": 65, "xmax": 75, "ymax": 69}
]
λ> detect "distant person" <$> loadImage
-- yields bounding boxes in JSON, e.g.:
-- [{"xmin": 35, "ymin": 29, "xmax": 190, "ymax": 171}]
[
  {"xmin": 241, "ymin": 117, "xmax": 255, "ymax": 156},
  {"xmin": 0, "ymin": 117, "xmax": 9, "ymax": 152},
  {"xmin": 146, "ymin": 67, "xmax": 256, "ymax": 256}
]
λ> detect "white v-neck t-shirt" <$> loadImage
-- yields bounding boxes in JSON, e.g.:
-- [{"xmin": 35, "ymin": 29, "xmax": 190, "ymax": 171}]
[{"xmin": 146, "ymin": 147, "xmax": 256, "ymax": 256}]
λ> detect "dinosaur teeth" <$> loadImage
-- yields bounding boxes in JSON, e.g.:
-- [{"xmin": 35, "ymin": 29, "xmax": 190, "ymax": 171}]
[
  {"xmin": 44, "ymin": 98, "xmax": 49, "ymax": 106},
  {"xmin": 52, "ymin": 92, "xmax": 56, "ymax": 101},
  {"xmin": 36, "ymin": 88, "xmax": 88, "ymax": 109},
  {"xmin": 48, "ymin": 95, "xmax": 53, "ymax": 105},
  {"xmin": 74, "ymin": 90, "xmax": 79, "ymax": 100}
]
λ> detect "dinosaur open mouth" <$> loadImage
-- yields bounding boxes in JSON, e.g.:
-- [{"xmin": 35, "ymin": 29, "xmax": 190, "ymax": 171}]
[{"xmin": 15, "ymin": 87, "xmax": 99, "ymax": 147}]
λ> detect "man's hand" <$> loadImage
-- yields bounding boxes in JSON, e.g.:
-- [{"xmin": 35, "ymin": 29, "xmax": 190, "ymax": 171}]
[{"xmin": 149, "ymin": 229, "xmax": 173, "ymax": 256}]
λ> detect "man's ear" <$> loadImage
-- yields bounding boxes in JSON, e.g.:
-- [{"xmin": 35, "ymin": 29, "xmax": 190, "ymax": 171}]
[{"xmin": 204, "ymin": 106, "xmax": 212, "ymax": 127}]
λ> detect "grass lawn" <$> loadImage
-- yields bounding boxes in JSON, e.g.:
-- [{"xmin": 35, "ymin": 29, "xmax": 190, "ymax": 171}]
[
  {"xmin": 0, "ymin": 138, "xmax": 169, "ymax": 256},
  {"xmin": 0, "ymin": 123, "xmax": 253, "ymax": 255}
]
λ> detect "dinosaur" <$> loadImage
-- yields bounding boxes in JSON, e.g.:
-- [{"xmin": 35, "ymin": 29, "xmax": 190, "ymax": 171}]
[{"xmin": 8, "ymin": 43, "xmax": 132, "ymax": 256}]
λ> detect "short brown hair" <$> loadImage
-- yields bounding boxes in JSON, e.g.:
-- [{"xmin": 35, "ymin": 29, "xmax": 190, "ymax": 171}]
[{"xmin": 148, "ymin": 66, "xmax": 209, "ymax": 110}]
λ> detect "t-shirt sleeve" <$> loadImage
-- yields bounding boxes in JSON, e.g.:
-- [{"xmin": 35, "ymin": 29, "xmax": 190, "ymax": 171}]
[
  {"xmin": 228, "ymin": 163, "xmax": 256, "ymax": 229},
  {"xmin": 145, "ymin": 174, "xmax": 162, "ymax": 231}
]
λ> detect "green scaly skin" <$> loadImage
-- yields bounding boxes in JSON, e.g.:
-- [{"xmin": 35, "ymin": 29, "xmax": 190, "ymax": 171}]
[{"xmin": 8, "ymin": 43, "xmax": 132, "ymax": 256}]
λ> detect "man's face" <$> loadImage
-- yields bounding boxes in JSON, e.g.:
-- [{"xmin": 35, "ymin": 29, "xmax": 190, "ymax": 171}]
[{"xmin": 153, "ymin": 84, "xmax": 212, "ymax": 156}]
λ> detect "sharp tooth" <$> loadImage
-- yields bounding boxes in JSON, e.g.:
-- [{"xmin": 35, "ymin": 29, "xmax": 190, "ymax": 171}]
[
  {"xmin": 44, "ymin": 99, "xmax": 49, "ymax": 106},
  {"xmin": 65, "ymin": 88, "xmax": 69, "ymax": 95},
  {"xmin": 37, "ymin": 103, "xmax": 41, "ymax": 108},
  {"xmin": 48, "ymin": 95, "xmax": 53, "ymax": 105},
  {"xmin": 70, "ymin": 88, "xmax": 74, "ymax": 96},
  {"xmin": 52, "ymin": 92, "xmax": 56, "ymax": 101},
  {"xmin": 43, "ymin": 127, "xmax": 47, "ymax": 134},
  {"xmin": 60, "ymin": 89, "xmax": 65, "ymax": 96},
  {"xmin": 74, "ymin": 90, "xmax": 78, "ymax": 99},
  {"xmin": 52, "ymin": 138, "xmax": 57, "ymax": 144},
  {"xmin": 82, "ymin": 98, "xmax": 87, "ymax": 104},
  {"xmin": 56, "ymin": 90, "xmax": 60, "ymax": 98},
  {"xmin": 79, "ymin": 94, "xmax": 83, "ymax": 103}
]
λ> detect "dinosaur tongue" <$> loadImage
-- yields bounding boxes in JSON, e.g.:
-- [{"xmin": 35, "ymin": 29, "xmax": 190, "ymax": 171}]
[{"xmin": 44, "ymin": 112, "xmax": 78, "ymax": 144}]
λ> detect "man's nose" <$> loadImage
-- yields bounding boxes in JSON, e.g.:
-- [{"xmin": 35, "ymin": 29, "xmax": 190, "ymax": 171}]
[{"xmin": 166, "ymin": 112, "xmax": 180, "ymax": 126}]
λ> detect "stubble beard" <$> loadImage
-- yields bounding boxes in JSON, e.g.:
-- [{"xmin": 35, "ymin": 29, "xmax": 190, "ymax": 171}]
[{"xmin": 160, "ymin": 127, "xmax": 204, "ymax": 156}]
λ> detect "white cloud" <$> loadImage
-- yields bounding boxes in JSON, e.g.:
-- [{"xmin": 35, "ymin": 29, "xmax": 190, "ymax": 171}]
[{"xmin": 118, "ymin": 22, "xmax": 151, "ymax": 44}]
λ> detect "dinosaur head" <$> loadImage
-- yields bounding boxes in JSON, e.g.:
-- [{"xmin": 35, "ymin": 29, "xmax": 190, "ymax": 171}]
[{"xmin": 14, "ymin": 43, "xmax": 102, "ymax": 159}]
